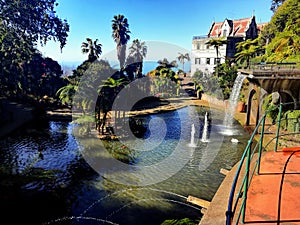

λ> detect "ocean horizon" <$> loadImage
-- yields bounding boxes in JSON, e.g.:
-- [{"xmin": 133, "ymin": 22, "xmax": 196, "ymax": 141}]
[{"xmin": 61, "ymin": 60, "xmax": 191, "ymax": 75}]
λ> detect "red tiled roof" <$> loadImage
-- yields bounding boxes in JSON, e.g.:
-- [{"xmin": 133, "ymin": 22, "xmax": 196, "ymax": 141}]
[
  {"xmin": 209, "ymin": 22, "xmax": 223, "ymax": 37},
  {"xmin": 209, "ymin": 17, "xmax": 254, "ymax": 37},
  {"xmin": 232, "ymin": 18, "xmax": 252, "ymax": 36}
]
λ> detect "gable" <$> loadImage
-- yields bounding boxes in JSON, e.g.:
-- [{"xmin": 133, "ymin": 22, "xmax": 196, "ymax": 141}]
[
  {"xmin": 208, "ymin": 16, "xmax": 257, "ymax": 38},
  {"xmin": 208, "ymin": 22, "xmax": 223, "ymax": 37}
]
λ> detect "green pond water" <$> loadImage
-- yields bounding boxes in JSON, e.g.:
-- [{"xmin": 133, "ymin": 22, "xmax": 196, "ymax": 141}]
[{"xmin": 0, "ymin": 105, "xmax": 250, "ymax": 225}]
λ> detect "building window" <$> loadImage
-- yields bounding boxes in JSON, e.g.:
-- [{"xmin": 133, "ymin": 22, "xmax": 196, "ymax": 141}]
[
  {"xmin": 206, "ymin": 58, "xmax": 210, "ymax": 65},
  {"xmin": 223, "ymin": 29, "xmax": 227, "ymax": 37},
  {"xmin": 206, "ymin": 45, "xmax": 209, "ymax": 49},
  {"xmin": 214, "ymin": 58, "xmax": 221, "ymax": 65},
  {"xmin": 195, "ymin": 58, "xmax": 201, "ymax": 64},
  {"xmin": 197, "ymin": 43, "xmax": 200, "ymax": 50}
]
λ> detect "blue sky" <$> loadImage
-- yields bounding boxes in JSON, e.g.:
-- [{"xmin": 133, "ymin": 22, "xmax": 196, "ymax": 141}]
[{"xmin": 38, "ymin": 0, "xmax": 274, "ymax": 67}]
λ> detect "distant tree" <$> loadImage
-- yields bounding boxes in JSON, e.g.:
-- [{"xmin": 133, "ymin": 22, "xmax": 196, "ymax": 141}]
[
  {"xmin": 125, "ymin": 39, "xmax": 147, "ymax": 80},
  {"xmin": 156, "ymin": 58, "xmax": 178, "ymax": 70},
  {"xmin": 148, "ymin": 58, "xmax": 180, "ymax": 96},
  {"xmin": 177, "ymin": 52, "xmax": 190, "ymax": 72},
  {"xmin": 81, "ymin": 38, "xmax": 102, "ymax": 62},
  {"xmin": 111, "ymin": 14, "xmax": 131, "ymax": 69}
]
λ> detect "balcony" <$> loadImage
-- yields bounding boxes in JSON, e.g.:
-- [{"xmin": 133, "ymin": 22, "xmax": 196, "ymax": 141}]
[{"xmin": 192, "ymin": 35, "xmax": 208, "ymax": 40}]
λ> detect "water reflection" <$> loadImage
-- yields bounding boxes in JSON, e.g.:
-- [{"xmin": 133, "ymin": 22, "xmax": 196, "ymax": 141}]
[{"xmin": 0, "ymin": 106, "xmax": 250, "ymax": 225}]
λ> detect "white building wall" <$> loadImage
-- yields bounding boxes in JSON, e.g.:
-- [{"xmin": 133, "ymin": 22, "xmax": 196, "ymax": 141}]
[{"xmin": 191, "ymin": 38, "xmax": 227, "ymax": 76}]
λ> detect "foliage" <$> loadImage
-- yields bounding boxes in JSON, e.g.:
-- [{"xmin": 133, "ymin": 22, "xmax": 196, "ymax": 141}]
[
  {"xmin": 161, "ymin": 218, "xmax": 198, "ymax": 225},
  {"xmin": 193, "ymin": 70, "xmax": 223, "ymax": 99},
  {"xmin": 0, "ymin": 0, "xmax": 69, "ymax": 101},
  {"xmin": 205, "ymin": 37, "xmax": 227, "ymax": 60},
  {"xmin": 0, "ymin": 0, "xmax": 69, "ymax": 50},
  {"xmin": 1, "ymin": 50, "xmax": 66, "ymax": 100},
  {"xmin": 282, "ymin": 110, "xmax": 300, "ymax": 132},
  {"xmin": 56, "ymin": 79, "xmax": 78, "ymax": 106},
  {"xmin": 215, "ymin": 61, "xmax": 238, "ymax": 97},
  {"xmin": 259, "ymin": 0, "xmax": 300, "ymax": 63},
  {"xmin": 262, "ymin": 94, "xmax": 279, "ymax": 122},
  {"xmin": 265, "ymin": 30, "xmax": 300, "ymax": 62},
  {"xmin": 58, "ymin": 59, "xmax": 128, "ymax": 135},
  {"xmin": 235, "ymin": 39, "xmax": 262, "ymax": 68},
  {"xmin": 147, "ymin": 58, "xmax": 180, "ymax": 96}
]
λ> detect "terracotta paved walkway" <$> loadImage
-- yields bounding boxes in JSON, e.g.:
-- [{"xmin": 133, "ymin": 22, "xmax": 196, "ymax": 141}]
[
  {"xmin": 200, "ymin": 147, "xmax": 300, "ymax": 225},
  {"xmin": 244, "ymin": 147, "xmax": 300, "ymax": 225}
]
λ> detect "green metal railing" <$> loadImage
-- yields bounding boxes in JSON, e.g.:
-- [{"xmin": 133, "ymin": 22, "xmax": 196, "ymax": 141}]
[
  {"xmin": 226, "ymin": 101, "xmax": 300, "ymax": 225},
  {"xmin": 249, "ymin": 62, "xmax": 298, "ymax": 71}
]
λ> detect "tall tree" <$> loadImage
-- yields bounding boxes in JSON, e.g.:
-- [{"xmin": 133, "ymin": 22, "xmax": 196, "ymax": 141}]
[
  {"xmin": 111, "ymin": 14, "xmax": 131, "ymax": 70},
  {"xmin": 81, "ymin": 38, "xmax": 102, "ymax": 62},
  {"xmin": 206, "ymin": 37, "xmax": 227, "ymax": 76},
  {"xmin": 177, "ymin": 52, "xmax": 190, "ymax": 72}
]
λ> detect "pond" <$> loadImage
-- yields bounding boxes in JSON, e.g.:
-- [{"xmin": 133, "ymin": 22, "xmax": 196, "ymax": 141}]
[{"xmin": 0, "ymin": 105, "xmax": 250, "ymax": 225}]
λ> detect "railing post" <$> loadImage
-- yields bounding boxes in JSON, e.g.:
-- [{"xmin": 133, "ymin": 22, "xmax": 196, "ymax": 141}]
[
  {"xmin": 241, "ymin": 143, "xmax": 251, "ymax": 223},
  {"xmin": 274, "ymin": 103, "xmax": 283, "ymax": 152},
  {"xmin": 257, "ymin": 114, "xmax": 266, "ymax": 174}
]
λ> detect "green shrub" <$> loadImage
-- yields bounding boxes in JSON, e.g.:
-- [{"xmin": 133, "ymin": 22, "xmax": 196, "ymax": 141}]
[
  {"xmin": 282, "ymin": 110, "xmax": 300, "ymax": 132},
  {"xmin": 161, "ymin": 218, "xmax": 198, "ymax": 225},
  {"xmin": 262, "ymin": 94, "xmax": 279, "ymax": 122}
]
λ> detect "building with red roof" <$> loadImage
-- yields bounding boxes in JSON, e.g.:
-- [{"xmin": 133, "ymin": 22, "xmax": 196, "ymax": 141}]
[{"xmin": 191, "ymin": 16, "xmax": 267, "ymax": 75}]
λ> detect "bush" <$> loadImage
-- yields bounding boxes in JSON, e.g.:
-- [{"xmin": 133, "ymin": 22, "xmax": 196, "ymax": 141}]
[
  {"xmin": 282, "ymin": 110, "xmax": 300, "ymax": 132},
  {"xmin": 262, "ymin": 94, "xmax": 279, "ymax": 122},
  {"xmin": 161, "ymin": 218, "xmax": 198, "ymax": 225}
]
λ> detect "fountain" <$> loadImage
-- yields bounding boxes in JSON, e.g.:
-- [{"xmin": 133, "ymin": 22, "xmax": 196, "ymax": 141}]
[
  {"xmin": 221, "ymin": 74, "xmax": 247, "ymax": 136},
  {"xmin": 201, "ymin": 112, "xmax": 209, "ymax": 143},
  {"xmin": 188, "ymin": 124, "xmax": 197, "ymax": 147}
]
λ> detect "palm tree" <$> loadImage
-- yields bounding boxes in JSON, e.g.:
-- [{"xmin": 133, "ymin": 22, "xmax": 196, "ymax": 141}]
[
  {"xmin": 111, "ymin": 14, "xmax": 131, "ymax": 69},
  {"xmin": 236, "ymin": 45, "xmax": 260, "ymax": 68},
  {"xmin": 127, "ymin": 39, "xmax": 147, "ymax": 78},
  {"xmin": 97, "ymin": 77, "xmax": 129, "ymax": 134},
  {"xmin": 236, "ymin": 39, "xmax": 260, "ymax": 68},
  {"xmin": 156, "ymin": 58, "xmax": 178, "ymax": 70},
  {"xmin": 177, "ymin": 52, "xmax": 190, "ymax": 72},
  {"xmin": 81, "ymin": 38, "xmax": 102, "ymax": 62},
  {"xmin": 206, "ymin": 37, "xmax": 227, "ymax": 62}
]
